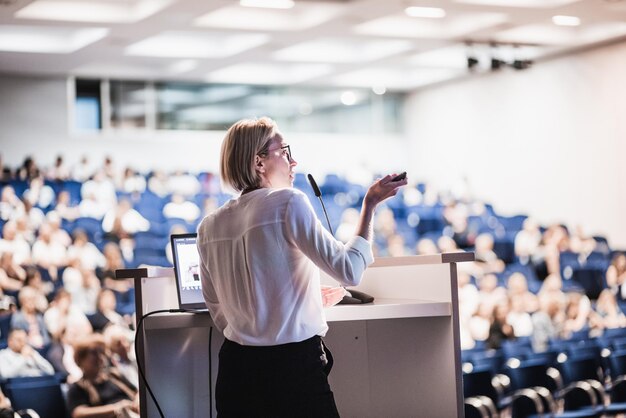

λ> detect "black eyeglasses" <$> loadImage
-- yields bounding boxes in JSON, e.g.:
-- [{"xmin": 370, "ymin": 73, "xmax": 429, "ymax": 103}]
[{"xmin": 264, "ymin": 144, "xmax": 292, "ymax": 161}]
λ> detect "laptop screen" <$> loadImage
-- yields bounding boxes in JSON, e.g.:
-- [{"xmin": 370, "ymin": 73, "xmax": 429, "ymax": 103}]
[{"xmin": 170, "ymin": 233, "xmax": 206, "ymax": 310}]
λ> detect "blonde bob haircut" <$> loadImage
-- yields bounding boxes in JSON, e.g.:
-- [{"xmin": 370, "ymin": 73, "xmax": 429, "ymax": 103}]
[{"xmin": 220, "ymin": 117, "xmax": 279, "ymax": 193}]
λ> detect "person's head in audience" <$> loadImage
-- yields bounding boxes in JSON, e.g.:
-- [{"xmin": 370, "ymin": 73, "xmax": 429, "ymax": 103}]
[
  {"xmin": 374, "ymin": 207, "xmax": 396, "ymax": 239},
  {"xmin": 57, "ymin": 189, "xmax": 71, "ymax": 206},
  {"xmin": 416, "ymin": 238, "xmax": 438, "ymax": 255},
  {"xmin": 0, "ymin": 185, "xmax": 16, "ymax": 204},
  {"xmin": 7, "ymin": 328, "xmax": 29, "ymax": 354},
  {"xmin": 478, "ymin": 274, "xmax": 499, "ymax": 293},
  {"xmin": 540, "ymin": 293, "xmax": 562, "ymax": 319},
  {"xmin": 52, "ymin": 289, "xmax": 72, "ymax": 315},
  {"xmin": 104, "ymin": 326, "xmax": 132, "ymax": 361},
  {"xmin": 37, "ymin": 222, "xmax": 53, "ymax": 244},
  {"xmin": 437, "ymin": 235, "xmax": 458, "ymax": 253},
  {"xmin": 1, "ymin": 221, "xmax": 16, "ymax": 241},
  {"xmin": 72, "ymin": 229, "xmax": 90, "ymax": 247},
  {"xmin": 74, "ymin": 338, "xmax": 107, "ymax": 380},
  {"xmin": 540, "ymin": 273, "xmax": 563, "ymax": 295},
  {"xmin": 596, "ymin": 289, "xmax": 621, "ymax": 315},
  {"xmin": 23, "ymin": 267, "xmax": 42, "ymax": 289},
  {"xmin": 97, "ymin": 288, "xmax": 117, "ymax": 314},
  {"xmin": 507, "ymin": 272, "xmax": 529, "ymax": 295},
  {"xmin": 492, "ymin": 301, "xmax": 510, "ymax": 324},
  {"xmin": 386, "ymin": 233, "xmax": 407, "ymax": 257},
  {"xmin": 103, "ymin": 242, "xmax": 124, "ymax": 269},
  {"xmin": 17, "ymin": 285, "xmax": 39, "ymax": 314}
]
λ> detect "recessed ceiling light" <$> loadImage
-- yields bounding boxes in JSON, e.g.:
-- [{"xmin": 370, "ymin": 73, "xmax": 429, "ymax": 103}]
[
  {"xmin": 240, "ymin": 0, "xmax": 295, "ymax": 9},
  {"xmin": 405, "ymin": 6, "xmax": 446, "ymax": 18},
  {"xmin": 552, "ymin": 15, "xmax": 581, "ymax": 26},
  {"xmin": 372, "ymin": 86, "xmax": 387, "ymax": 95},
  {"xmin": 0, "ymin": 25, "xmax": 108, "ymax": 53},
  {"xmin": 340, "ymin": 91, "xmax": 358, "ymax": 106}
]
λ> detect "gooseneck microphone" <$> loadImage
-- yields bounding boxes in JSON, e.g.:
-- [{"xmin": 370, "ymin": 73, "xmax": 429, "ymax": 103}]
[
  {"xmin": 307, "ymin": 174, "xmax": 334, "ymax": 235},
  {"xmin": 306, "ymin": 174, "xmax": 374, "ymax": 305}
]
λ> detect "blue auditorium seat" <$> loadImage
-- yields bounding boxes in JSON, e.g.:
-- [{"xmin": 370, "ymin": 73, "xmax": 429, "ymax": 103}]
[
  {"xmin": 60, "ymin": 180, "xmax": 83, "ymax": 206},
  {"xmin": 3, "ymin": 376, "xmax": 69, "ymax": 418}
]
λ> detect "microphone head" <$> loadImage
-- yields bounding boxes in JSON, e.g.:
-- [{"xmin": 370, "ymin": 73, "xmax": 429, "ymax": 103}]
[{"xmin": 307, "ymin": 174, "xmax": 322, "ymax": 197}]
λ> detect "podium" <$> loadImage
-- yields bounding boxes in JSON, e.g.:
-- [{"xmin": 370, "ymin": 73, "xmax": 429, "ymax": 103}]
[{"xmin": 117, "ymin": 252, "xmax": 473, "ymax": 418}]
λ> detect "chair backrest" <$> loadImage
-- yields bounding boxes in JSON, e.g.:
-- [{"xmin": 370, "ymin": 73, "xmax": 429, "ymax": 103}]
[
  {"xmin": 558, "ymin": 355, "xmax": 603, "ymax": 385},
  {"xmin": 505, "ymin": 362, "xmax": 554, "ymax": 392},
  {"xmin": 4, "ymin": 378, "xmax": 68, "ymax": 418},
  {"xmin": 463, "ymin": 368, "xmax": 499, "ymax": 407}
]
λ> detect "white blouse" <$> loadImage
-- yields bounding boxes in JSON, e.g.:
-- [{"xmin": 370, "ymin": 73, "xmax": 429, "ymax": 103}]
[{"xmin": 197, "ymin": 188, "xmax": 373, "ymax": 346}]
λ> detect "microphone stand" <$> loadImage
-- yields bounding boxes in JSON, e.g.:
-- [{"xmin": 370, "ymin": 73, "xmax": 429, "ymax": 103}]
[{"xmin": 307, "ymin": 174, "xmax": 374, "ymax": 304}]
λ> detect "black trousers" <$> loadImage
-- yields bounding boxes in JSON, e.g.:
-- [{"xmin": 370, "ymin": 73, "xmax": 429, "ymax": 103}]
[{"xmin": 216, "ymin": 336, "xmax": 340, "ymax": 418}]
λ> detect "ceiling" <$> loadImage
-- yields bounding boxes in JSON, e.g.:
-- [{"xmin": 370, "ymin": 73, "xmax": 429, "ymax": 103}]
[{"xmin": 1, "ymin": 0, "xmax": 626, "ymax": 91}]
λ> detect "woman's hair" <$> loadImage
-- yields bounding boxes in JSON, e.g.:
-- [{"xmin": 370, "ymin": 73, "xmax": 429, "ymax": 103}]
[{"xmin": 220, "ymin": 117, "xmax": 279, "ymax": 192}]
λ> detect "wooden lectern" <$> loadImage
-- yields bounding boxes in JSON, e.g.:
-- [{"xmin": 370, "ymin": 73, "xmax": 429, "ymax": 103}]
[{"xmin": 117, "ymin": 252, "xmax": 473, "ymax": 418}]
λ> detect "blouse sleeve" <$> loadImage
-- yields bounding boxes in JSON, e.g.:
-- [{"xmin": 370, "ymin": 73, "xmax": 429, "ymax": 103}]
[
  {"xmin": 197, "ymin": 239, "xmax": 228, "ymax": 332},
  {"xmin": 284, "ymin": 191, "xmax": 373, "ymax": 286}
]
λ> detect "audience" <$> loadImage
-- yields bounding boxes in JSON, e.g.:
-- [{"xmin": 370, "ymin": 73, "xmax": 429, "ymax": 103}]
[
  {"xmin": 67, "ymin": 337, "xmax": 139, "ymax": 418},
  {"xmin": 0, "ymin": 329, "xmax": 54, "ymax": 379},
  {"xmin": 0, "ymin": 154, "xmax": 625, "ymax": 415}
]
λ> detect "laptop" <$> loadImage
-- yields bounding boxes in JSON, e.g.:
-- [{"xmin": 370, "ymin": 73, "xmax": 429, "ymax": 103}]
[{"xmin": 170, "ymin": 233, "xmax": 206, "ymax": 310}]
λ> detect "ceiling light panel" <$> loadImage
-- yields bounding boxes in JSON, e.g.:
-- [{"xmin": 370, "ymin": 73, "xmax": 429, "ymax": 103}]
[
  {"xmin": 495, "ymin": 22, "xmax": 626, "ymax": 46},
  {"xmin": 240, "ymin": 0, "xmax": 295, "ymax": 9},
  {"xmin": 354, "ymin": 11, "xmax": 508, "ymax": 39},
  {"xmin": 0, "ymin": 25, "xmax": 108, "ymax": 53},
  {"xmin": 207, "ymin": 63, "xmax": 333, "ymax": 84},
  {"xmin": 194, "ymin": 2, "xmax": 344, "ymax": 31},
  {"xmin": 15, "ymin": 0, "xmax": 173, "ymax": 23},
  {"xmin": 125, "ymin": 31, "xmax": 269, "ymax": 58},
  {"xmin": 552, "ymin": 15, "xmax": 581, "ymax": 26},
  {"xmin": 273, "ymin": 38, "xmax": 414, "ymax": 63},
  {"xmin": 331, "ymin": 67, "xmax": 464, "ymax": 90},
  {"xmin": 453, "ymin": 0, "xmax": 580, "ymax": 7},
  {"xmin": 405, "ymin": 7, "xmax": 446, "ymax": 18}
]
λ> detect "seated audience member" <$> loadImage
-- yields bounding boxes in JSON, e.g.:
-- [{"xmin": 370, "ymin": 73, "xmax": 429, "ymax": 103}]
[
  {"xmin": 119, "ymin": 167, "xmax": 146, "ymax": 195},
  {"xmin": 0, "ymin": 186, "xmax": 25, "ymax": 222},
  {"xmin": 437, "ymin": 235, "xmax": 459, "ymax": 253},
  {"xmin": 23, "ymin": 174, "xmax": 55, "ymax": 210},
  {"xmin": 96, "ymin": 243, "xmax": 130, "ymax": 293},
  {"xmin": 469, "ymin": 303, "xmax": 492, "ymax": 343},
  {"xmin": 11, "ymin": 286, "xmax": 50, "ymax": 348},
  {"xmin": 514, "ymin": 218, "xmax": 542, "ymax": 264},
  {"xmin": 47, "ymin": 211, "xmax": 72, "ymax": 247},
  {"xmin": 166, "ymin": 170, "xmax": 200, "ymax": 197},
  {"xmin": 102, "ymin": 199, "xmax": 150, "ymax": 241},
  {"xmin": 165, "ymin": 225, "xmax": 187, "ymax": 265},
  {"xmin": 16, "ymin": 156, "xmax": 40, "ymax": 183},
  {"xmin": 31, "ymin": 222, "xmax": 68, "ymax": 281},
  {"xmin": 473, "ymin": 233, "xmax": 505, "ymax": 274},
  {"xmin": 0, "ymin": 287, "xmax": 16, "ymax": 313},
  {"xmin": 374, "ymin": 207, "xmax": 397, "ymax": 243},
  {"xmin": 146, "ymin": 170, "xmax": 169, "ymax": 197},
  {"xmin": 68, "ymin": 229, "xmax": 106, "ymax": 271},
  {"xmin": 79, "ymin": 193, "xmax": 108, "ymax": 220},
  {"xmin": 55, "ymin": 190, "xmax": 81, "ymax": 222},
  {"xmin": 0, "ymin": 252, "xmax": 25, "ymax": 292},
  {"xmin": 81, "ymin": 170, "xmax": 117, "ymax": 214},
  {"xmin": 88, "ymin": 289, "xmax": 130, "ymax": 333},
  {"xmin": 487, "ymin": 301, "xmax": 515, "ymax": 349},
  {"xmin": 0, "ymin": 329, "xmax": 54, "ymax": 379},
  {"xmin": 569, "ymin": 225, "xmax": 597, "ymax": 255},
  {"xmin": 415, "ymin": 237, "xmax": 439, "ymax": 255},
  {"xmin": 21, "ymin": 201, "xmax": 45, "ymax": 233},
  {"xmin": 562, "ymin": 291, "xmax": 591, "ymax": 338},
  {"xmin": 443, "ymin": 201, "xmax": 471, "ymax": 248},
  {"xmin": 590, "ymin": 289, "xmax": 626, "ymax": 334},
  {"xmin": 335, "ymin": 208, "xmax": 359, "ymax": 244},
  {"xmin": 458, "ymin": 272, "xmax": 479, "ymax": 320},
  {"xmin": 538, "ymin": 274, "xmax": 567, "ymax": 305},
  {"xmin": 507, "ymin": 297, "xmax": 534, "ymax": 338},
  {"xmin": 507, "ymin": 272, "xmax": 539, "ymax": 313},
  {"xmin": 104, "ymin": 326, "xmax": 138, "ymax": 387},
  {"xmin": 23, "ymin": 267, "xmax": 52, "ymax": 310},
  {"xmin": 71, "ymin": 156, "xmax": 93, "ymax": 182},
  {"xmin": 162, "ymin": 193, "xmax": 200, "ymax": 222},
  {"xmin": 47, "ymin": 325, "xmax": 87, "ymax": 383},
  {"xmin": 531, "ymin": 294, "xmax": 565, "ymax": 352},
  {"xmin": 477, "ymin": 273, "xmax": 507, "ymax": 312},
  {"xmin": 0, "ymin": 387, "xmax": 15, "ymax": 418},
  {"xmin": 67, "ymin": 338, "xmax": 139, "ymax": 418},
  {"xmin": 63, "ymin": 261, "xmax": 100, "ymax": 316},
  {"xmin": 44, "ymin": 289, "xmax": 93, "ymax": 339},
  {"xmin": 0, "ymin": 221, "xmax": 31, "ymax": 265},
  {"xmin": 608, "ymin": 253, "xmax": 626, "ymax": 299},
  {"xmin": 384, "ymin": 233, "xmax": 409, "ymax": 257},
  {"xmin": 46, "ymin": 155, "xmax": 70, "ymax": 182}
]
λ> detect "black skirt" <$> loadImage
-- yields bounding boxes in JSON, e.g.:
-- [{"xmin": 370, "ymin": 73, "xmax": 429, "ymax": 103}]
[{"xmin": 216, "ymin": 335, "xmax": 340, "ymax": 418}]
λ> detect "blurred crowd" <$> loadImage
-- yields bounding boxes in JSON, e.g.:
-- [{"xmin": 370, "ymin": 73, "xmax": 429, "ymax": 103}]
[{"xmin": 0, "ymin": 153, "xmax": 625, "ymax": 415}]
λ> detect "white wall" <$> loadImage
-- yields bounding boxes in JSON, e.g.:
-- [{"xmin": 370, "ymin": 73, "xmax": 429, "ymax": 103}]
[
  {"xmin": 405, "ymin": 40, "xmax": 626, "ymax": 247},
  {"xmin": 0, "ymin": 74, "xmax": 409, "ymax": 183}
]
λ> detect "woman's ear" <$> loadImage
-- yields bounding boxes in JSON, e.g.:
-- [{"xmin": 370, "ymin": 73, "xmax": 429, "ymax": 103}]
[{"xmin": 254, "ymin": 154, "xmax": 265, "ymax": 174}]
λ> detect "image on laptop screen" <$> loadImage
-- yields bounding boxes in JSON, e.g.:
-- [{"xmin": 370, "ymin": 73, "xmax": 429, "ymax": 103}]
[{"xmin": 170, "ymin": 233, "xmax": 206, "ymax": 310}]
